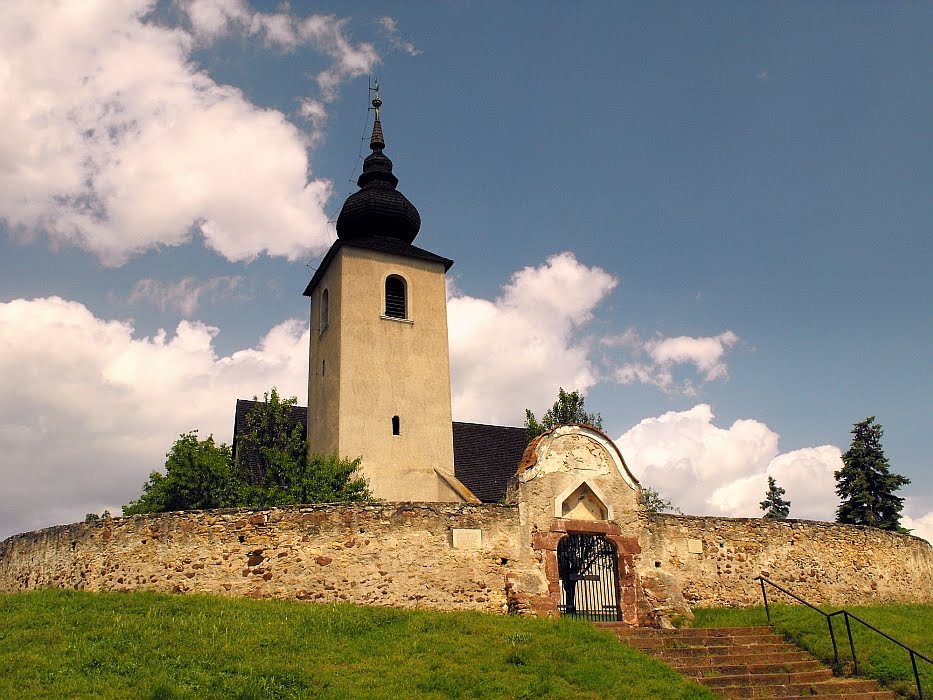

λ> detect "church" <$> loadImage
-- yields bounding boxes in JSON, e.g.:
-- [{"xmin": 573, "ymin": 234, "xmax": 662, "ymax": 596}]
[
  {"xmin": 235, "ymin": 89, "xmax": 528, "ymax": 504},
  {"xmin": 5, "ymin": 90, "xmax": 930, "ymax": 625}
]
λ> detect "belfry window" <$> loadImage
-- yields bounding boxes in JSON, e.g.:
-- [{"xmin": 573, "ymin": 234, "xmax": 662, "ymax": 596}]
[
  {"xmin": 384, "ymin": 275, "xmax": 407, "ymax": 319},
  {"xmin": 320, "ymin": 288, "xmax": 329, "ymax": 331}
]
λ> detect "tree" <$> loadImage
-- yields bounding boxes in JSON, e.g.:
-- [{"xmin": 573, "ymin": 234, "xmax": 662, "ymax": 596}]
[
  {"xmin": 124, "ymin": 388, "xmax": 372, "ymax": 516},
  {"xmin": 234, "ymin": 387, "xmax": 307, "ymax": 487},
  {"xmin": 124, "ymin": 432, "xmax": 234, "ymax": 515},
  {"xmin": 760, "ymin": 476, "xmax": 791, "ymax": 519},
  {"xmin": 640, "ymin": 487, "xmax": 681, "ymax": 514},
  {"xmin": 234, "ymin": 387, "xmax": 372, "ymax": 506},
  {"xmin": 524, "ymin": 387, "xmax": 603, "ymax": 441},
  {"xmin": 835, "ymin": 417, "xmax": 910, "ymax": 531},
  {"xmin": 84, "ymin": 510, "xmax": 111, "ymax": 523}
]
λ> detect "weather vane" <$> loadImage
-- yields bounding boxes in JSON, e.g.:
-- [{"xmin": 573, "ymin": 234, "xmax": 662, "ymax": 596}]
[{"xmin": 369, "ymin": 78, "xmax": 381, "ymax": 120}]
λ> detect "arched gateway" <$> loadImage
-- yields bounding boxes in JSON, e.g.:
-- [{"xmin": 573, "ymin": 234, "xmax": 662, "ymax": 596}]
[{"xmin": 557, "ymin": 533, "xmax": 620, "ymax": 621}]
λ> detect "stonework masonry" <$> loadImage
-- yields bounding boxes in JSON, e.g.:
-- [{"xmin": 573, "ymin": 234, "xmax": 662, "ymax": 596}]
[
  {"xmin": 0, "ymin": 503, "xmax": 528, "ymax": 612},
  {"xmin": 3, "ymin": 426, "xmax": 933, "ymax": 623},
  {"xmin": 637, "ymin": 514, "xmax": 933, "ymax": 615}
]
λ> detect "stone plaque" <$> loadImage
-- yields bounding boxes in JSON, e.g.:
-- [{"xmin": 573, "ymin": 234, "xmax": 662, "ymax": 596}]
[
  {"xmin": 451, "ymin": 528, "xmax": 483, "ymax": 549},
  {"xmin": 687, "ymin": 539, "xmax": 703, "ymax": 555}
]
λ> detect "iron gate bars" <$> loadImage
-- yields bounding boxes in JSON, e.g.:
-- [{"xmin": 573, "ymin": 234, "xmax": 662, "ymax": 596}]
[{"xmin": 557, "ymin": 534, "xmax": 620, "ymax": 622}]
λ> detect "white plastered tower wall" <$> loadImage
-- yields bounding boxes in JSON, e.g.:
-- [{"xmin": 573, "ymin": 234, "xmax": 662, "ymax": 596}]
[
  {"xmin": 307, "ymin": 243, "xmax": 460, "ymax": 502},
  {"xmin": 304, "ymin": 87, "xmax": 466, "ymax": 503}
]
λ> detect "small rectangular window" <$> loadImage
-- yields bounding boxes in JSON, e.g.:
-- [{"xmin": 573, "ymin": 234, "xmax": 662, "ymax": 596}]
[{"xmin": 320, "ymin": 288, "xmax": 330, "ymax": 330}]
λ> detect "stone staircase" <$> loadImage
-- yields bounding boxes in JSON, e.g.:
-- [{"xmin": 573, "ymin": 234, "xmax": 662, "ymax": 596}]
[{"xmin": 598, "ymin": 624, "xmax": 897, "ymax": 699}]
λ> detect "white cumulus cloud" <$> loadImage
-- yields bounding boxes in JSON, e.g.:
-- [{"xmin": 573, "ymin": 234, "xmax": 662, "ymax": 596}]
[
  {"xmin": 0, "ymin": 297, "xmax": 308, "ymax": 539},
  {"xmin": 447, "ymin": 252, "xmax": 617, "ymax": 425},
  {"xmin": 618, "ymin": 404, "xmax": 841, "ymax": 521},
  {"xmin": 902, "ymin": 510, "xmax": 933, "ymax": 545},
  {"xmin": 610, "ymin": 330, "xmax": 739, "ymax": 394},
  {"xmin": 0, "ymin": 0, "xmax": 371, "ymax": 265},
  {"xmin": 181, "ymin": 1, "xmax": 380, "ymax": 100},
  {"xmin": 378, "ymin": 15, "xmax": 422, "ymax": 56},
  {"xmin": 128, "ymin": 275, "xmax": 246, "ymax": 316}
]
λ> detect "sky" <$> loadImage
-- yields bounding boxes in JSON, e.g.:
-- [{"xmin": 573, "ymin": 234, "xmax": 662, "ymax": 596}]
[{"xmin": 1, "ymin": 0, "xmax": 930, "ymax": 542}]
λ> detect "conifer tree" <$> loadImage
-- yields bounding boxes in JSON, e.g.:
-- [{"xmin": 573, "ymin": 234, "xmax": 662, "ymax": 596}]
[
  {"xmin": 835, "ymin": 417, "xmax": 909, "ymax": 531},
  {"xmin": 759, "ymin": 476, "xmax": 791, "ymax": 519}
]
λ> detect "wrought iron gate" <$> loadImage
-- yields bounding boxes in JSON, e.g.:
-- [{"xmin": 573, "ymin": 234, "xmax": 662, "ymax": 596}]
[{"xmin": 557, "ymin": 534, "xmax": 620, "ymax": 621}]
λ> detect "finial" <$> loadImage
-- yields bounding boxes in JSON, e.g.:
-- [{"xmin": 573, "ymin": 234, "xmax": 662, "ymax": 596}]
[
  {"xmin": 368, "ymin": 78, "xmax": 385, "ymax": 152},
  {"xmin": 336, "ymin": 77, "xmax": 421, "ymax": 243},
  {"xmin": 371, "ymin": 78, "xmax": 382, "ymax": 120}
]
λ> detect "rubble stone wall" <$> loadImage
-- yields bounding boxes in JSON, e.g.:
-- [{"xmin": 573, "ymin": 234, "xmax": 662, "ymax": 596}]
[
  {"xmin": 4, "ymin": 502, "xmax": 933, "ymax": 619},
  {"xmin": 637, "ymin": 514, "xmax": 933, "ymax": 610},
  {"xmin": 0, "ymin": 503, "xmax": 529, "ymax": 613}
]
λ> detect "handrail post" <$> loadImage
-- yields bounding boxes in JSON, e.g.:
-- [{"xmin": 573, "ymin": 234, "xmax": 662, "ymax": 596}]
[
  {"xmin": 753, "ymin": 575, "xmax": 930, "ymax": 698},
  {"xmin": 759, "ymin": 577, "xmax": 771, "ymax": 623},
  {"xmin": 843, "ymin": 611, "xmax": 858, "ymax": 675},
  {"xmin": 827, "ymin": 615, "xmax": 840, "ymax": 669},
  {"xmin": 911, "ymin": 651, "xmax": 923, "ymax": 700}
]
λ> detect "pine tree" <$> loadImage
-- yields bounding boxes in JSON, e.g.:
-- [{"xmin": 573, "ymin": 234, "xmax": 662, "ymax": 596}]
[
  {"xmin": 835, "ymin": 417, "xmax": 910, "ymax": 531},
  {"xmin": 759, "ymin": 476, "xmax": 791, "ymax": 519}
]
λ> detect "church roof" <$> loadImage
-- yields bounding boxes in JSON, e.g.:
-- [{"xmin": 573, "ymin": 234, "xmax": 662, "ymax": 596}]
[
  {"xmin": 303, "ymin": 235, "xmax": 453, "ymax": 297},
  {"xmin": 230, "ymin": 403, "xmax": 527, "ymax": 503},
  {"xmin": 335, "ymin": 89, "xmax": 421, "ymax": 244},
  {"xmin": 452, "ymin": 422, "xmax": 529, "ymax": 502}
]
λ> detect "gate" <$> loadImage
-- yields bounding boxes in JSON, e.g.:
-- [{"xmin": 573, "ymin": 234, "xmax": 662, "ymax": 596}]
[{"xmin": 557, "ymin": 534, "xmax": 620, "ymax": 621}]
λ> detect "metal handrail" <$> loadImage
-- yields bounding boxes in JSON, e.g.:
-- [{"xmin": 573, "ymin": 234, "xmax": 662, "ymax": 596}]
[{"xmin": 755, "ymin": 576, "xmax": 932, "ymax": 700}]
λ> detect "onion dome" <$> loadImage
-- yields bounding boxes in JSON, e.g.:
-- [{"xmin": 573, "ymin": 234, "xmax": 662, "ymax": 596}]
[{"xmin": 335, "ymin": 92, "xmax": 421, "ymax": 244}]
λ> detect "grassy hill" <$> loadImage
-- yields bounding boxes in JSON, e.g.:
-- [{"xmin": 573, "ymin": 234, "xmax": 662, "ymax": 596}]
[{"xmin": 0, "ymin": 590, "xmax": 716, "ymax": 700}]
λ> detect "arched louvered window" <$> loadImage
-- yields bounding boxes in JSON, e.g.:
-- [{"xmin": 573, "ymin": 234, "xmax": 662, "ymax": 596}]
[
  {"xmin": 320, "ymin": 288, "xmax": 329, "ymax": 330},
  {"xmin": 385, "ymin": 275, "xmax": 407, "ymax": 319}
]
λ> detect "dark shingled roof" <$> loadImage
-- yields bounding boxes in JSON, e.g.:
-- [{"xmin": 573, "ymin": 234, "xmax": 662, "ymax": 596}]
[
  {"xmin": 452, "ymin": 422, "xmax": 529, "ymax": 503},
  {"xmin": 303, "ymin": 236, "xmax": 453, "ymax": 297},
  {"xmin": 336, "ymin": 94, "xmax": 422, "ymax": 245},
  {"xmin": 230, "ymin": 403, "xmax": 527, "ymax": 503}
]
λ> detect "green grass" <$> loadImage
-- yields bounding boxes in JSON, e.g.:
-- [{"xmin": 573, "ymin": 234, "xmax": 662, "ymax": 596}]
[
  {"xmin": 693, "ymin": 602, "xmax": 933, "ymax": 699},
  {"xmin": 0, "ymin": 590, "xmax": 717, "ymax": 700}
]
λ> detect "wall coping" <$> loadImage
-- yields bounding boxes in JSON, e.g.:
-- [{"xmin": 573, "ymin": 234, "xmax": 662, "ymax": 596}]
[{"xmin": 0, "ymin": 502, "xmax": 520, "ymax": 549}]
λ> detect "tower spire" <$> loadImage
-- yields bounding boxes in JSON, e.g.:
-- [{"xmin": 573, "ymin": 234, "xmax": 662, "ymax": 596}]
[
  {"xmin": 370, "ymin": 79, "xmax": 385, "ymax": 151},
  {"xmin": 335, "ymin": 81, "xmax": 421, "ymax": 244}
]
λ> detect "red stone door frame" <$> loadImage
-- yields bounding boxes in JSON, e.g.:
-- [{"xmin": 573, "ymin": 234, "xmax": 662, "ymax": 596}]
[{"xmin": 531, "ymin": 519, "xmax": 641, "ymax": 623}]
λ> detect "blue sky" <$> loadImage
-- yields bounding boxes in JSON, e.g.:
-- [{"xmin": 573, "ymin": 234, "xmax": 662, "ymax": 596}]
[{"xmin": 1, "ymin": 0, "xmax": 930, "ymax": 540}]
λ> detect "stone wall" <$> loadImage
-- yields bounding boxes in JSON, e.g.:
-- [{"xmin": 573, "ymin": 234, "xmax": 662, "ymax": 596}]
[
  {"xmin": 0, "ymin": 503, "xmax": 529, "ymax": 613},
  {"xmin": 4, "ymin": 478, "xmax": 933, "ymax": 623},
  {"xmin": 637, "ymin": 514, "xmax": 933, "ymax": 614}
]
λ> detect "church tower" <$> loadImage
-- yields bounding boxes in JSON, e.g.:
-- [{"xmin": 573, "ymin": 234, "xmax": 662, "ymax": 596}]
[{"xmin": 303, "ymin": 89, "xmax": 469, "ymax": 502}]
